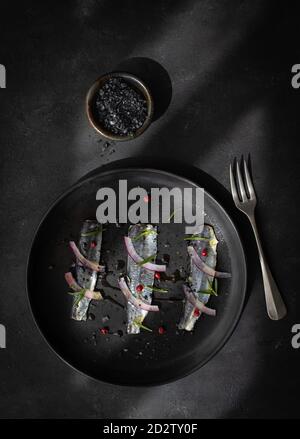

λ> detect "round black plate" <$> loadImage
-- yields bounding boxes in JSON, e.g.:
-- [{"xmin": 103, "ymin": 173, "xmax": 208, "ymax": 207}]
[{"xmin": 27, "ymin": 168, "xmax": 247, "ymax": 386}]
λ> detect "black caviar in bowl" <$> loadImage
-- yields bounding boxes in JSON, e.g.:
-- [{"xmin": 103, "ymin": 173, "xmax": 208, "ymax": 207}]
[{"xmin": 86, "ymin": 72, "xmax": 153, "ymax": 141}]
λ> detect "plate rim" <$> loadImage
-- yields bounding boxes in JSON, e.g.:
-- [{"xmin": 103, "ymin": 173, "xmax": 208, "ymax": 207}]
[{"xmin": 26, "ymin": 167, "xmax": 247, "ymax": 387}]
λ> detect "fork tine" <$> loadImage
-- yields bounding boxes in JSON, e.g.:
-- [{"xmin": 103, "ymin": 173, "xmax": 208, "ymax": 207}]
[
  {"xmin": 230, "ymin": 163, "xmax": 240, "ymax": 206},
  {"xmin": 243, "ymin": 159, "xmax": 256, "ymax": 200},
  {"xmin": 236, "ymin": 160, "xmax": 248, "ymax": 202}
]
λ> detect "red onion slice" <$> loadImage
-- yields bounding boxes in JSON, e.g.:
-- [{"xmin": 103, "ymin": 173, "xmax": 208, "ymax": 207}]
[
  {"xmin": 124, "ymin": 236, "xmax": 166, "ymax": 273},
  {"xmin": 65, "ymin": 272, "xmax": 81, "ymax": 292},
  {"xmin": 69, "ymin": 241, "xmax": 104, "ymax": 272},
  {"xmin": 118, "ymin": 277, "xmax": 159, "ymax": 312},
  {"xmin": 84, "ymin": 290, "xmax": 102, "ymax": 300},
  {"xmin": 65, "ymin": 272, "xmax": 102, "ymax": 300},
  {"xmin": 183, "ymin": 285, "xmax": 216, "ymax": 317},
  {"xmin": 187, "ymin": 246, "xmax": 231, "ymax": 279}
]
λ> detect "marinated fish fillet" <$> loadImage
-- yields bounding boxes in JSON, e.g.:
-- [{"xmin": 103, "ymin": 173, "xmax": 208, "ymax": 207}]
[
  {"xmin": 178, "ymin": 225, "xmax": 218, "ymax": 331},
  {"xmin": 126, "ymin": 224, "xmax": 157, "ymax": 334},
  {"xmin": 72, "ymin": 220, "xmax": 103, "ymax": 321}
]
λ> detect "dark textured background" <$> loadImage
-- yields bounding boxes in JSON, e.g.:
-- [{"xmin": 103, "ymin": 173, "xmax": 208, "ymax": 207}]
[{"xmin": 0, "ymin": 0, "xmax": 300, "ymax": 419}]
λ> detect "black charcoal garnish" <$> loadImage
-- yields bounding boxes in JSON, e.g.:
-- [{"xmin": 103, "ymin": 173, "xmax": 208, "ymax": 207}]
[{"xmin": 94, "ymin": 77, "xmax": 148, "ymax": 137}]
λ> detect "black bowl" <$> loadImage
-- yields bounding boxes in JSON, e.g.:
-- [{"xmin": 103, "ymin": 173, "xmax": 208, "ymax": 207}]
[{"xmin": 86, "ymin": 72, "xmax": 154, "ymax": 141}]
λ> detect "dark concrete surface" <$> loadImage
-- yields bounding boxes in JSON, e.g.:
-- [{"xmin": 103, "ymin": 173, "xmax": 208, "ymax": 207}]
[{"xmin": 0, "ymin": 0, "xmax": 300, "ymax": 419}]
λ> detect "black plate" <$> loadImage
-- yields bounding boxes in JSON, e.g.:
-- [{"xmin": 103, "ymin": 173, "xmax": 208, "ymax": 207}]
[{"xmin": 27, "ymin": 168, "xmax": 247, "ymax": 386}]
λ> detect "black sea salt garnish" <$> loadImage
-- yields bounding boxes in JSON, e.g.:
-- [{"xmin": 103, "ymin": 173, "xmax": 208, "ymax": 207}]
[{"xmin": 94, "ymin": 77, "xmax": 148, "ymax": 137}]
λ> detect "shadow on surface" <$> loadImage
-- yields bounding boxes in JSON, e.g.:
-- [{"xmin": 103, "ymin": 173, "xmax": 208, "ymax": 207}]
[
  {"xmin": 116, "ymin": 57, "xmax": 173, "ymax": 121},
  {"xmin": 134, "ymin": 5, "xmax": 274, "ymax": 163}
]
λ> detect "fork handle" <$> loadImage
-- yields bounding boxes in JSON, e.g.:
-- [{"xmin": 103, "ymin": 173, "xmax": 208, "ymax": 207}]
[{"xmin": 249, "ymin": 216, "xmax": 287, "ymax": 321}]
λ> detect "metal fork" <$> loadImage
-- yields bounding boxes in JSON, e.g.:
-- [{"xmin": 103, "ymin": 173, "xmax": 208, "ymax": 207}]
[{"xmin": 230, "ymin": 159, "xmax": 287, "ymax": 321}]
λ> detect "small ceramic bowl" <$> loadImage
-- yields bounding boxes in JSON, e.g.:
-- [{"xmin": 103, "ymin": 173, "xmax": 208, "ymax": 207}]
[{"xmin": 86, "ymin": 72, "xmax": 154, "ymax": 141}]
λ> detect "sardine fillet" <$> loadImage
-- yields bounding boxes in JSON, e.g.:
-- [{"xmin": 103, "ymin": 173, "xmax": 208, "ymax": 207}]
[
  {"xmin": 72, "ymin": 220, "xmax": 102, "ymax": 321},
  {"xmin": 179, "ymin": 225, "xmax": 217, "ymax": 331},
  {"xmin": 126, "ymin": 224, "xmax": 157, "ymax": 334}
]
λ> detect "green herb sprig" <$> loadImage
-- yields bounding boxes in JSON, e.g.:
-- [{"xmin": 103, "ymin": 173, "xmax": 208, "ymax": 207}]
[
  {"xmin": 133, "ymin": 318, "xmax": 153, "ymax": 332},
  {"xmin": 81, "ymin": 225, "xmax": 103, "ymax": 238},
  {"xmin": 198, "ymin": 279, "xmax": 218, "ymax": 296},
  {"xmin": 137, "ymin": 254, "xmax": 156, "ymax": 267},
  {"xmin": 184, "ymin": 235, "xmax": 210, "ymax": 242},
  {"xmin": 133, "ymin": 228, "xmax": 157, "ymax": 242},
  {"xmin": 146, "ymin": 285, "xmax": 168, "ymax": 294},
  {"xmin": 68, "ymin": 289, "xmax": 86, "ymax": 306}
]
